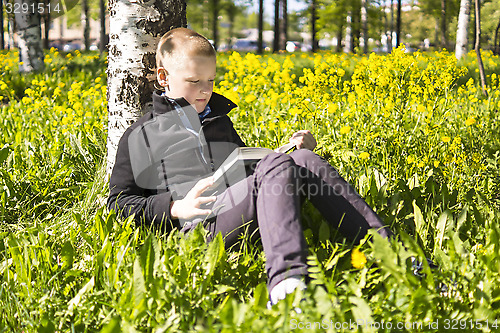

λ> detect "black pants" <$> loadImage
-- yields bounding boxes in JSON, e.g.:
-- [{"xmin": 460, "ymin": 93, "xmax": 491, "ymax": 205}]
[{"xmin": 195, "ymin": 149, "xmax": 392, "ymax": 290}]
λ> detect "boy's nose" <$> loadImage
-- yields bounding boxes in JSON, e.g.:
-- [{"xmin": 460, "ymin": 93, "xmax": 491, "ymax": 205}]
[{"xmin": 201, "ymin": 82, "xmax": 213, "ymax": 94}]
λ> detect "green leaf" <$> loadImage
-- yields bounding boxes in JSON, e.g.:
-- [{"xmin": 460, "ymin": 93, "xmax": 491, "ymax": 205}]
[
  {"xmin": 434, "ymin": 210, "xmax": 451, "ymax": 255},
  {"xmin": 0, "ymin": 145, "xmax": 10, "ymax": 165},
  {"xmin": 412, "ymin": 200, "xmax": 426, "ymax": 239},
  {"xmin": 60, "ymin": 241, "xmax": 75, "ymax": 269},
  {"xmin": 349, "ymin": 296, "xmax": 374, "ymax": 329},
  {"xmin": 140, "ymin": 233, "xmax": 159, "ymax": 286},
  {"xmin": 99, "ymin": 317, "xmax": 121, "ymax": 333},
  {"xmin": 131, "ymin": 257, "xmax": 147, "ymax": 320},
  {"xmin": 252, "ymin": 282, "xmax": 269, "ymax": 310},
  {"xmin": 318, "ymin": 221, "xmax": 330, "ymax": 243},
  {"xmin": 204, "ymin": 232, "xmax": 225, "ymax": 277},
  {"xmin": 67, "ymin": 277, "xmax": 95, "ymax": 315}
]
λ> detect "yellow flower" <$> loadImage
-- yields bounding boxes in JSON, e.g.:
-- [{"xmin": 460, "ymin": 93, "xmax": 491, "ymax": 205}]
[
  {"xmin": 351, "ymin": 248, "xmax": 367, "ymax": 269},
  {"xmin": 434, "ymin": 160, "xmax": 440, "ymax": 168},
  {"xmin": 340, "ymin": 125, "xmax": 351, "ymax": 134},
  {"xmin": 441, "ymin": 136, "xmax": 451, "ymax": 143},
  {"xmin": 245, "ymin": 94, "xmax": 257, "ymax": 103},
  {"xmin": 465, "ymin": 117, "xmax": 476, "ymax": 126},
  {"xmin": 359, "ymin": 152, "xmax": 370, "ymax": 160}
]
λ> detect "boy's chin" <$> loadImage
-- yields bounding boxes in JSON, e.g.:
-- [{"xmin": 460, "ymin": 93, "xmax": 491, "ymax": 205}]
[{"xmin": 194, "ymin": 102, "xmax": 209, "ymax": 113}]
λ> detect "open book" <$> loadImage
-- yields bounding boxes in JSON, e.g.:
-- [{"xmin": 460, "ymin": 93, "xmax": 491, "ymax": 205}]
[{"xmin": 210, "ymin": 142, "xmax": 296, "ymax": 191}]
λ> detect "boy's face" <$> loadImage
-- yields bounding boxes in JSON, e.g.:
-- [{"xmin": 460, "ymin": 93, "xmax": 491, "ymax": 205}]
[{"xmin": 158, "ymin": 55, "xmax": 216, "ymax": 113}]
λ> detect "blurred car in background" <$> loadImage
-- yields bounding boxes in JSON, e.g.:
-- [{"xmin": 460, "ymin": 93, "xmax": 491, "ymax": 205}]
[
  {"xmin": 232, "ymin": 39, "xmax": 268, "ymax": 52},
  {"xmin": 286, "ymin": 41, "xmax": 301, "ymax": 52}
]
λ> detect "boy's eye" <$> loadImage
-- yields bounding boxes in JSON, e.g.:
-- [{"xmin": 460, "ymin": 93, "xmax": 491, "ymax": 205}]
[{"xmin": 189, "ymin": 80, "xmax": 199, "ymax": 83}]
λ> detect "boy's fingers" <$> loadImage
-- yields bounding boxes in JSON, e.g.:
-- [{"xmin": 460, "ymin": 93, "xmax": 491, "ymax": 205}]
[
  {"xmin": 198, "ymin": 196, "xmax": 216, "ymax": 204},
  {"xmin": 192, "ymin": 208, "xmax": 212, "ymax": 216},
  {"xmin": 192, "ymin": 177, "xmax": 215, "ymax": 196}
]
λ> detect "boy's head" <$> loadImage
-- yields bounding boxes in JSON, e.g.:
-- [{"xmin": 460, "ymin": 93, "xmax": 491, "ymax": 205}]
[{"xmin": 156, "ymin": 28, "xmax": 216, "ymax": 113}]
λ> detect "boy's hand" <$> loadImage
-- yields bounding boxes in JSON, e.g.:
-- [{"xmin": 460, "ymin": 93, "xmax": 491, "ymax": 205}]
[
  {"xmin": 170, "ymin": 177, "xmax": 217, "ymax": 220},
  {"xmin": 289, "ymin": 130, "xmax": 317, "ymax": 150}
]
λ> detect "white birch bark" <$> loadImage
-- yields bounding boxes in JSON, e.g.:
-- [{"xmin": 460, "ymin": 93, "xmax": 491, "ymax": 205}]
[
  {"xmin": 455, "ymin": 0, "xmax": 470, "ymax": 60},
  {"xmin": 14, "ymin": 0, "xmax": 44, "ymax": 72},
  {"xmin": 8, "ymin": 16, "xmax": 15, "ymax": 49},
  {"xmin": 344, "ymin": 12, "xmax": 352, "ymax": 53},
  {"xmin": 106, "ymin": 0, "xmax": 186, "ymax": 175}
]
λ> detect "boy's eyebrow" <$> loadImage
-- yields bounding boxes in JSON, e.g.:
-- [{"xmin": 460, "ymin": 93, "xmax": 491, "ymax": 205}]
[{"xmin": 184, "ymin": 74, "xmax": 216, "ymax": 80}]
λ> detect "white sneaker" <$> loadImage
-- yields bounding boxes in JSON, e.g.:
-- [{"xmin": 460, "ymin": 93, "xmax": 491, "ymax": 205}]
[{"xmin": 267, "ymin": 275, "xmax": 306, "ymax": 310}]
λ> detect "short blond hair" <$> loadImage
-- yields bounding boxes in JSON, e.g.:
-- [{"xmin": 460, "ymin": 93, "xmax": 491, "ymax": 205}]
[{"xmin": 156, "ymin": 28, "xmax": 216, "ymax": 70}]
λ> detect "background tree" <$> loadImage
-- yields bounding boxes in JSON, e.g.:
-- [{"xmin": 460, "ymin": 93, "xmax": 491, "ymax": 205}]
[
  {"xmin": 455, "ymin": 0, "xmax": 471, "ymax": 59},
  {"xmin": 317, "ymin": 0, "xmax": 348, "ymax": 52},
  {"xmin": 221, "ymin": 1, "xmax": 242, "ymax": 46},
  {"xmin": 99, "ymin": 0, "xmax": 107, "ymax": 52},
  {"xmin": 495, "ymin": 16, "xmax": 500, "ymax": 54},
  {"xmin": 474, "ymin": 0, "xmax": 487, "ymax": 96},
  {"xmin": 14, "ymin": 0, "xmax": 44, "ymax": 72},
  {"xmin": 0, "ymin": 0, "xmax": 4, "ymax": 49},
  {"xmin": 280, "ymin": 0, "xmax": 287, "ymax": 50},
  {"xmin": 212, "ymin": 0, "xmax": 219, "ymax": 49},
  {"xmin": 360, "ymin": 0, "xmax": 368, "ymax": 53},
  {"xmin": 419, "ymin": 0, "xmax": 459, "ymax": 48},
  {"xmin": 480, "ymin": 0, "xmax": 500, "ymax": 52},
  {"xmin": 258, "ymin": 0, "xmax": 264, "ymax": 53},
  {"xmin": 106, "ymin": 0, "xmax": 187, "ymax": 174},
  {"xmin": 82, "ymin": 0, "xmax": 91, "ymax": 50},
  {"xmin": 273, "ymin": 0, "xmax": 280, "ymax": 52},
  {"xmin": 311, "ymin": 0, "xmax": 318, "ymax": 51},
  {"xmin": 396, "ymin": 0, "xmax": 401, "ymax": 46}
]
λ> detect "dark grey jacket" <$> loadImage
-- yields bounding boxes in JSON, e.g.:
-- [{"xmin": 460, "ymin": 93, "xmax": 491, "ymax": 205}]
[{"xmin": 107, "ymin": 91, "xmax": 245, "ymax": 229}]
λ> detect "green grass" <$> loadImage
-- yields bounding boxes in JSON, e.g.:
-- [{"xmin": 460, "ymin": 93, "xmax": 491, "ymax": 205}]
[{"xmin": 0, "ymin": 48, "xmax": 499, "ymax": 332}]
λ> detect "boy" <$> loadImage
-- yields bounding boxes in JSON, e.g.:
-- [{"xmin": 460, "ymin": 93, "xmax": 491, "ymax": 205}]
[{"xmin": 108, "ymin": 28, "xmax": 392, "ymax": 305}]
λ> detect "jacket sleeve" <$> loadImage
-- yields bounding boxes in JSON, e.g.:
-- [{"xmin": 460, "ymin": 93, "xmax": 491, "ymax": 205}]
[{"xmin": 107, "ymin": 129, "xmax": 179, "ymax": 230}]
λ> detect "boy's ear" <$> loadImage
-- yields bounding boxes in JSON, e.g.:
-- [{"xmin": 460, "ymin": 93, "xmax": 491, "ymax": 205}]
[{"xmin": 157, "ymin": 67, "xmax": 168, "ymax": 87}]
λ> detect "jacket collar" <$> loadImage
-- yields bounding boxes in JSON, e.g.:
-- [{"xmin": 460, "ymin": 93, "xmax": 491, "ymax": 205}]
[{"xmin": 152, "ymin": 90, "xmax": 237, "ymax": 118}]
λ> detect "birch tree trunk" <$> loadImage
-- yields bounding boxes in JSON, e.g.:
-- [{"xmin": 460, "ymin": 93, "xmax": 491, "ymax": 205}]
[
  {"xmin": 14, "ymin": 0, "xmax": 44, "ymax": 72},
  {"xmin": 455, "ymin": 0, "xmax": 470, "ymax": 60},
  {"xmin": 106, "ymin": 0, "xmax": 187, "ymax": 175},
  {"xmin": 8, "ymin": 15, "xmax": 14, "ymax": 49},
  {"xmin": 344, "ymin": 12, "xmax": 352, "ymax": 53}
]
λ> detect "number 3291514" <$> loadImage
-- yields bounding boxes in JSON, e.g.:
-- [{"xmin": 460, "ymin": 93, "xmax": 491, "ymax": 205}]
[{"xmin": 5, "ymin": 2, "xmax": 61, "ymax": 14}]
